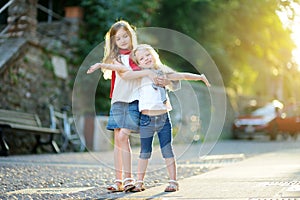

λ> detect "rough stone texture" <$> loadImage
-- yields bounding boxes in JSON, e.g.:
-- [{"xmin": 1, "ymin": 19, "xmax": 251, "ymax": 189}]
[
  {"xmin": 0, "ymin": 1, "xmax": 83, "ymax": 155},
  {"xmin": 7, "ymin": 0, "xmax": 37, "ymax": 38},
  {"xmin": 0, "ymin": 39, "xmax": 73, "ymax": 155}
]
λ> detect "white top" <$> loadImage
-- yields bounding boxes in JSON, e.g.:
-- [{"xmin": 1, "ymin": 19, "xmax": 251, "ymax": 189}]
[
  {"xmin": 111, "ymin": 55, "xmax": 141, "ymax": 104},
  {"xmin": 138, "ymin": 76, "xmax": 172, "ymax": 112}
]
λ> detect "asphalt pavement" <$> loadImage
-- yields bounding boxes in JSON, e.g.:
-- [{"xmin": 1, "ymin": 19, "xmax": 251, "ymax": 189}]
[{"xmin": 1, "ymin": 139, "xmax": 300, "ymax": 199}]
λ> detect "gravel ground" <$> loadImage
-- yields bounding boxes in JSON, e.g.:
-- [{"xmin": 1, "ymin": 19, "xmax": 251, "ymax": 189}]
[
  {"xmin": 0, "ymin": 151, "xmax": 244, "ymax": 199},
  {"xmin": 2, "ymin": 139, "xmax": 299, "ymax": 199}
]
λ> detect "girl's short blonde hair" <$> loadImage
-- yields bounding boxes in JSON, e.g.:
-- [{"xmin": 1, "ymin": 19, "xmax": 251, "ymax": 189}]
[{"xmin": 131, "ymin": 44, "xmax": 175, "ymax": 73}]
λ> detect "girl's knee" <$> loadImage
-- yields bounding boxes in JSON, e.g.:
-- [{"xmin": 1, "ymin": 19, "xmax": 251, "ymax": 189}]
[{"xmin": 118, "ymin": 129, "xmax": 130, "ymax": 142}]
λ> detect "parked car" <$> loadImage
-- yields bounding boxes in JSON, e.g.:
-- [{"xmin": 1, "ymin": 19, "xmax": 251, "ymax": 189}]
[
  {"xmin": 268, "ymin": 102, "xmax": 300, "ymax": 140},
  {"xmin": 232, "ymin": 100, "xmax": 286, "ymax": 140}
]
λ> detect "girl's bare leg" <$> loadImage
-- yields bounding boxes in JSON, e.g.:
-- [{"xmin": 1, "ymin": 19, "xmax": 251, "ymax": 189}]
[
  {"xmin": 118, "ymin": 128, "xmax": 135, "ymax": 191},
  {"xmin": 130, "ymin": 158, "xmax": 148, "ymax": 192},
  {"xmin": 118, "ymin": 128, "xmax": 132, "ymax": 178},
  {"xmin": 165, "ymin": 157, "xmax": 177, "ymax": 181},
  {"xmin": 114, "ymin": 129, "xmax": 123, "ymax": 181},
  {"xmin": 164, "ymin": 157, "xmax": 179, "ymax": 192},
  {"xmin": 137, "ymin": 158, "xmax": 149, "ymax": 181},
  {"xmin": 107, "ymin": 129, "xmax": 123, "ymax": 191}
]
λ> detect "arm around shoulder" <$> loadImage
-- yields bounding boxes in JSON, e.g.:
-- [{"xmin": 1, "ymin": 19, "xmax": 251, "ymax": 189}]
[
  {"xmin": 119, "ymin": 69, "xmax": 156, "ymax": 80},
  {"xmin": 87, "ymin": 62, "xmax": 129, "ymax": 74}
]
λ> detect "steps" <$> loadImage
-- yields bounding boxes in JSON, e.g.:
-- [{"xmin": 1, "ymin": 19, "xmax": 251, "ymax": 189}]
[{"xmin": 0, "ymin": 37, "xmax": 27, "ymax": 74}]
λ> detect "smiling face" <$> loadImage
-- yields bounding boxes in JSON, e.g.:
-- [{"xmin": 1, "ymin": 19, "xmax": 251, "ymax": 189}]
[
  {"xmin": 135, "ymin": 49, "xmax": 155, "ymax": 69},
  {"xmin": 115, "ymin": 27, "xmax": 131, "ymax": 50}
]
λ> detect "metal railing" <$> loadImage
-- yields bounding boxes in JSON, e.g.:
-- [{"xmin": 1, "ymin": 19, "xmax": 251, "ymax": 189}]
[
  {"xmin": 0, "ymin": 0, "xmax": 14, "ymax": 14},
  {"xmin": 0, "ymin": 0, "xmax": 63, "ymax": 38},
  {"xmin": 0, "ymin": 0, "xmax": 15, "ymax": 37},
  {"xmin": 37, "ymin": 3, "xmax": 63, "ymax": 23}
]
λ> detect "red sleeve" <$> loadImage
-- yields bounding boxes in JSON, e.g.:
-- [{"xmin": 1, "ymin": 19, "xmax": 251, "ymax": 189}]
[{"xmin": 109, "ymin": 71, "xmax": 116, "ymax": 98}]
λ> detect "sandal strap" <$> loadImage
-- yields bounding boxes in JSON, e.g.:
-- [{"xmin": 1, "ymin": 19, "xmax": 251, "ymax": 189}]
[
  {"xmin": 168, "ymin": 180, "xmax": 178, "ymax": 188},
  {"xmin": 108, "ymin": 183, "xmax": 119, "ymax": 190},
  {"xmin": 107, "ymin": 182, "xmax": 123, "ymax": 191},
  {"xmin": 114, "ymin": 179, "xmax": 123, "ymax": 183},
  {"xmin": 123, "ymin": 178, "xmax": 135, "ymax": 187},
  {"xmin": 168, "ymin": 180, "xmax": 178, "ymax": 184},
  {"xmin": 135, "ymin": 180, "xmax": 144, "ymax": 184},
  {"xmin": 165, "ymin": 180, "xmax": 179, "ymax": 192}
]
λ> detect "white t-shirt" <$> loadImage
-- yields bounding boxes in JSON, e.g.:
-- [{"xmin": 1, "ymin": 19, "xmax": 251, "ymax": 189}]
[
  {"xmin": 111, "ymin": 55, "xmax": 141, "ymax": 104},
  {"xmin": 138, "ymin": 76, "xmax": 172, "ymax": 112}
]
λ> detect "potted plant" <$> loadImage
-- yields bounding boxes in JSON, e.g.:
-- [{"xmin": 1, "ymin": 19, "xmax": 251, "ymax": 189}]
[{"xmin": 63, "ymin": 0, "xmax": 83, "ymax": 19}]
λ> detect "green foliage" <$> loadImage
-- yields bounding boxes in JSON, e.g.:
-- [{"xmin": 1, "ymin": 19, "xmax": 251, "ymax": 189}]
[
  {"xmin": 42, "ymin": 56, "xmax": 54, "ymax": 71},
  {"xmin": 77, "ymin": 0, "xmax": 300, "ymax": 113},
  {"xmin": 151, "ymin": 0, "xmax": 298, "ymax": 102},
  {"xmin": 79, "ymin": 0, "xmax": 160, "ymax": 55},
  {"xmin": 9, "ymin": 68, "xmax": 18, "ymax": 85}
]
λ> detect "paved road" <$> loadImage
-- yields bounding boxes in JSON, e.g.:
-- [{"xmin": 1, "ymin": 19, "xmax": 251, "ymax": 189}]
[{"xmin": 1, "ymin": 139, "xmax": 300, "ymax": 199}]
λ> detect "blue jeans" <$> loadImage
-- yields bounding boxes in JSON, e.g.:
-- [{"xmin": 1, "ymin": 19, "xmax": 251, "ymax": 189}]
[{"xmin": 139, "ymin": 113, "xmax": 174, "ymax": 159}]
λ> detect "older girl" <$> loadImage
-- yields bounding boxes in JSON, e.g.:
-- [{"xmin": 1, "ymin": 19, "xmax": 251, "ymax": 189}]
[{"xmin": 88, "ymin": 21, "xmax": 154, "ymax": 192}]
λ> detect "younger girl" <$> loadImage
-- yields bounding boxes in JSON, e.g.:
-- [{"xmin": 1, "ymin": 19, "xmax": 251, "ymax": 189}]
[{"xmin": 131, "ymin": 44, "xmax": 210, "ymax": 192}]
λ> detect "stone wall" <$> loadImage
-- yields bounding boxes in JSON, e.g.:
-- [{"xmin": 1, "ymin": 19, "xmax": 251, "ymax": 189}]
[
  {"xmin": 0, "ymin": 40, "xmax": 73, "ymax": 154},
  {"xmin": 7, "ymin": 0, "xmax": 37, "ymax": 38},
  {"xmin": 0, "ymin": 1, "xmax": 85, "ymax": 155}
]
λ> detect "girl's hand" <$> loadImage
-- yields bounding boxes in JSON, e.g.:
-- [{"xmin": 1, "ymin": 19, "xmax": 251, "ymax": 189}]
[
  {"xmin": 87, "ymin": 63, "xmax": 100, "ymax": 74},
  {"xmin": 147, "ymin": 70, "xmax": 159, "ymax": 83},
  {"xmin": 155, "ymin": 75, "xmax": 170, "ymax": 87},
  {"xmin": 201, "ymin": 74, "xmax": 211, "ymax": 87}
]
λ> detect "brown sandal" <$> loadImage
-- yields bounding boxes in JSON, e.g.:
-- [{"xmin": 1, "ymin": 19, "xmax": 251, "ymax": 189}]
[
  {"xmin": 164, "ymin": 180, "xmax": 179, "ymax": 192},
  {"xmin": 107, "ymin": 179, "xmax": 124, "ymax": 193},
  {"xmin": 131, "ymin": 180, "xmax": 145, "ymax": 192},
  {"xmin": 123, "ymin": 178, "xmax": 135, "ymax": 192}
]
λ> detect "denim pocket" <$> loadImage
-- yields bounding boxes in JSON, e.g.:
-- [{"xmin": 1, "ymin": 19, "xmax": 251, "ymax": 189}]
[{"xmin": 140, "ymin": 114, "xmax": 151, "ymax": 126}]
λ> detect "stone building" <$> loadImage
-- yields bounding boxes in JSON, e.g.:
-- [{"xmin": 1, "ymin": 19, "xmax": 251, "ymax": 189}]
[{"xmin": 0, "ymin": 0, "xmax": 84, "ymax": 154}]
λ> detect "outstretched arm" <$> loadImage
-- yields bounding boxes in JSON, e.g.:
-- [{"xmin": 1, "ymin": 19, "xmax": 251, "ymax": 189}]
[
  {"xmin": 87, "ymin": 62, "xmax": 156, "ymax": 80},
  {"xmin": 86, "ymin": 62, "xmax": 129, "ymax": 74},
  {"xmin": 166, "ymin": 72, "xmax": 211, "ymax": 87},
  {"xmin": 119, "ymin": 70, "xmax": 156, "ymax": 80}
]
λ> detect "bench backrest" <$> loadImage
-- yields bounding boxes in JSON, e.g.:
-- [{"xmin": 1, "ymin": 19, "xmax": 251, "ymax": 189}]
[{"xmin": 0, "ymin": 109, "xmax": 42, "ymax": 127}]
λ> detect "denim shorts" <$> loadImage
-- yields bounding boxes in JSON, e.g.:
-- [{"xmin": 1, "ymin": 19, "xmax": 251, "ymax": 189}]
[
  {"xmin": 106, "ymin": 100, "xmax": 141, "ymax": 132},
  {"xmin": 139, "ymin": 112, "xmax": 174, "ymax": 159}
]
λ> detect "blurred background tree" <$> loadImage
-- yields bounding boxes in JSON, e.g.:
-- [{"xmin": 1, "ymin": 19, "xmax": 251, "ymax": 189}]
[{"xmin": 77, "ymin": 0, "xmax": 300, "ymax": 114}]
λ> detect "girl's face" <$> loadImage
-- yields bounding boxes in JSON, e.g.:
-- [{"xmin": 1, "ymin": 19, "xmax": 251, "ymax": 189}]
[
  {"xmin": 135, "ymin": 49, "xmax": 154, "ymax": 69},
  {"xmin": 115, "ymin": 27, "xmax": 131, "ymax": 50}
]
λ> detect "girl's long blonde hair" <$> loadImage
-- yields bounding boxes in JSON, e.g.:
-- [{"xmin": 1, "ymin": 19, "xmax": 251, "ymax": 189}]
[
  {"xmin": 103, "ymin": 20, "xmax": 137, "ymax": 64},
  {"xmin": 131, "ymin": 44, "xmax": 175, "ymax": 73}
]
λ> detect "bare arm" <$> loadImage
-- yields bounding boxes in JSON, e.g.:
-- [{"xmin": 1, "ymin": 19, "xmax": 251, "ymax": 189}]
[
  {"xmin": 166, "ymin": 73, "xmax": 211, "ymax": 87},
  {"xmin": 87, "ymin": 62, "xmax": 156, "ymax": 80},
  {"xmin": 86, "ymin": 62, "xmax": 129, "ymax": 74},
  {"xmin": 119, "ymin": 70, "xmax": 156, "ymax": 80}
]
